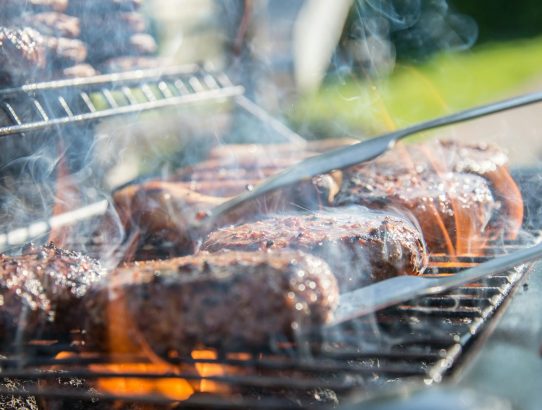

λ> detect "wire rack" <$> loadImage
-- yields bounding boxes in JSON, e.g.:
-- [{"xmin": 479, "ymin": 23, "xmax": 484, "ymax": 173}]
[
  {"xmin": 0, "ymin": 239, "xmax": 534, "ymax": 409},
  {"xmin": 0, "ymin": 66, "xmax": 537, "ymax": 408},
  {"xmin": 0, "ymin": 64, "xmax": 245, "ymax": 137},
  {"xmin": 0, "ymin": 64, "xmax": 305, "ymax": 252}
]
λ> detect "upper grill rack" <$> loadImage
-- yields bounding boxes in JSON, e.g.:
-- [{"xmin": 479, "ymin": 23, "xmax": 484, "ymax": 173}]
[
  {"xmin": 0, "ymin": 64, "xmax": 244, "ymax": 138},
  {"xmin": 0, "ymin": 241, "xmax": 534, "ymax": 409}
]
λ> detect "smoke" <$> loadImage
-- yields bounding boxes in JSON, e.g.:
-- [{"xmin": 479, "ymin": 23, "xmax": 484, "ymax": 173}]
[{"xmin": 328, "ymin": 0, "xmax": 478, "ymax": 80}]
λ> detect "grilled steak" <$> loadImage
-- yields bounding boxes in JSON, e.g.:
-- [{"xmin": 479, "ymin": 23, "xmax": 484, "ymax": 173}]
[
  {"xmin": 0, "ymin": 0, "xmax": 68, "ymax": 20},
  {"xmin": 15, "ymin": 12, "xmax": 80, "ymax": 38},
  {"xmin": 0, "ymin": 27, "xmax": 46, "ymax": 84},
  {"xmin": 83, "ymin": 250, "xmax": 339, "ymax": 355},
  {"xmin": 0, "ymin": 27, "xmax": 88, "ymax": 84},
  {"xmin": 0, "ymin": 242, "xmax": 105, "ymax": 348},
  {"xmin": 60, "ymin": 63, "xmax": 98, "ymax": 78},
  {"xmin": 68, "ymin": 0, "xmax": 142, "ymax": 14},
  {"xmin": 112, "ymin": 170, "xmax": 342, "ymax": 261},
  {"xmin": 98, "ymin": 56, "xmax": 161, "ymax": 73},
  {"xmin": 43, "ymin": 36, "xmax": 87, "ymax": 66},
  {"xmin": 201, "ymin": 207, "xmax": 427, "ymax": 290},
  {"xmin": 335, "ymin": 140, "xmax": 522, "ymax": 254},
  {"xmin": 336, "ymin": 171, "xmax": 496, "ymax": 254}
]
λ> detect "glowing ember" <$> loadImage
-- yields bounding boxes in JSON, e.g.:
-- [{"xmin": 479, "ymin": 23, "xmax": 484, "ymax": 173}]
[
  {"xmin": 192, "ymin": 349, "xmax": 229, "ymax": 394},
  {"xmin": 90, "ymin": 362, "xmax": 194, "ymax": 401}
]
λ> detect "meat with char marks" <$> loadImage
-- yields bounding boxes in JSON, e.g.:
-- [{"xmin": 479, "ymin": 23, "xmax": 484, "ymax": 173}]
[
  {"xmin": 0, "ymin": 242, "xmax": 105, "ymax": 349},
  {"xmin": 201, "ymin": 207, "xmax": 427, "ymax": 291},
  {"xmin": 83, "ymin": 250, "xmax": 339, "ymax": 355}
]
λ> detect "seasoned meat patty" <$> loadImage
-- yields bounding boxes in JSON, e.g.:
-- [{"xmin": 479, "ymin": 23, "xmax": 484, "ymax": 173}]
[
  {"xmin": 44, "ymin": 36, "xmax": 87, "ymax": 66},
  {"xmin": 336, "ymin": 171, "xmax": 496, "ymax": 254},
  {"xmin": 0, "ymin": 27, "xmax": 46, "ymax": 84},
  {"xmin": 112, "ymin": 171, "xmax": 342, "ymax": 261},
  {"xmin": 98, "ymin": 56, "xmax": 161, "ymax": 73},
  {"xmin": 83, "ymin": 250, "xmax": 339, "ymax": 355},
  {"xmin": 0, "ymin": 27, "xmax": 87, "ymax": 84},
  {"xmin": 0, "ymin": 243, "xmax": 105, "ymax": 348},
  {"xmin": 67, "ymin": 0, "xmax": 142, "ymax": 14},
  {"xmin": 0, "ymin": 0, "xmax": 68, "ymax": 20},
  {"xmin": 335, "ymin": 140, "xmax": 522, "ymax": 254},
  {"xmin": 86, "ymin": 33, "xmax": 156, "ymax": 63},
  {"xmin": 15, "ymin": 12, "xmax": 80, "ymax": 38},
  {"xmin": 201, "ymin": 207, "xmax": 427, "ymax": 290}
]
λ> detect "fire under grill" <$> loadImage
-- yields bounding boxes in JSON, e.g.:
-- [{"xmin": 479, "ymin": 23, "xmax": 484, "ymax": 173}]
[
  {"xmin": 0, "ymin": 66, "xmax": 538, "ymax": 408},
  {"xmin": 0, "ymin": 241, "xmax": 535, "ymax": 409}
]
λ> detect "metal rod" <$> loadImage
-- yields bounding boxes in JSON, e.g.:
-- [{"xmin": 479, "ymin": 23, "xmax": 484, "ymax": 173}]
[
  {"xmin": 0, "ymin": 200, "xmax": 108, "ymax": 251},
  {"xmin": 0, "ymin": 65, "xmax": 203, "ymax": 96},
  {"xmin": 199, "ymin": 91, "xmax": 542, "ymax": 229},
  {"xmin": 0, "ymin": 86, "xmax": 244, "ymax": 138},
  {"xmin": 235, "ymin": 94, "xmax": 307, "ymax": 145}
]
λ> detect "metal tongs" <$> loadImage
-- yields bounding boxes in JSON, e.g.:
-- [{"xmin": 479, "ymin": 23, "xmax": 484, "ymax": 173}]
[
  {"xmin": 195, "ymin": 91, "xmax": 542, "ymax": 231},
  {"xmin": 193, "ymin": 91, "xmax": 542, "ymax": 321},
  {"xmin": 332, "ymin": 240, "xmax": 542, "ymax": 325}
]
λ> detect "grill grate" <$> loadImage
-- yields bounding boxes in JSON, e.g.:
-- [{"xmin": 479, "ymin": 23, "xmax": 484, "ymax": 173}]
[
  {"xmin": 0, "ymin": 65, "xmax": 244, "ymax": 138},
  {"xmin": 0, "ymin": 241, "xmax": 534, "ymax": 409}
]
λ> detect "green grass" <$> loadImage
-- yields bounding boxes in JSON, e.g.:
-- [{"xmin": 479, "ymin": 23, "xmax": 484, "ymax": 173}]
[{"xmin": 290, "ymin": 36, "xmax": 542, "ymax": 138}]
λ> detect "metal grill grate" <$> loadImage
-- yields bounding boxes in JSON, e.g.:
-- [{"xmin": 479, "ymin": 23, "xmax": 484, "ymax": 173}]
[
  {"xmin": 0, "ymin": 241, "xmax": 534, "ymax": 409},
  {"xmin": 0, "ymin": 65, "xmax": 244, "ymax": 138}
]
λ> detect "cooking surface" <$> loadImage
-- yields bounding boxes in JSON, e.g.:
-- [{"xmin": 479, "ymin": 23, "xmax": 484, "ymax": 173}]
[{"xmin": 345, "ymin": 261, "xmax": 542, "ymax": 410}]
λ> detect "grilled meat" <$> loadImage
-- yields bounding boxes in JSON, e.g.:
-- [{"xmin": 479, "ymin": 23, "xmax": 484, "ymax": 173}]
[
  {"xmin": 336, "ymin": 171, "xmax": 496, "ymax": 254},
  {"xmin": 0, "ymin": 0, "xmax": 68, "ymax": 21},
  {"xmin": 15, "ymin": 12, "xmax": 80, "ymax": 38},
  {"xmin": 60, "ymin": 63, "xmax": 98, "ymax": 78},
  {"xmin": 0, "ymin": 27, "xmax": 46, "ymax": 84},
  {"xmin": 112, "ymin": 170, "xmax": 342, "ymax": 261},
  {"xmin": 0, "ymin": 364, "xmax": 39, "ymax": 410},
  {"xmin": 98, "ymin": 56, "xmax": 161, "ymax": 73},
  {"xmin": 86, "ymin": 32, "xmax": 156, "ymax": 63},
  {"xmin": 201, "ymin": 207, "xmax": 427, "ymax": 290},
  {"xmin": 68, "ymin": 0, "xmax": 142, "ymax": 14},
  {"xmin": 44, "ymin": 36, "xmax": 87, "ymax": 66},
  {"xmin": 0, "ymin": 27, "xmax": 88, "ymax": 84},
  {"xmin": 83, "ymin": 250, "xmax": 339, "ymax": 355},
  {"xmin": 335, "ymin": 140, "xmax": 522, "ymax": 253},
  {"xmin": 0, "ymin": 242, "xmax": 105, "ymax": 348},
  {"xmin": 80, "ymin": 12, "xmax": 146, "ymax": 41}
]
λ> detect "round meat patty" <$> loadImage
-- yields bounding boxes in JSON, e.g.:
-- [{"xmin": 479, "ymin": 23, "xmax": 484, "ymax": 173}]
[
  {"xmin": 201, "ymin": 207, "xmax": 428, "ymax": 291},
  {"xmin": 83, "ymin": 250, "xmax": 339, "ymax": 356},
  {"xmin": 0, "ymin": 242, "xmax": 105, "ymax": 349}
]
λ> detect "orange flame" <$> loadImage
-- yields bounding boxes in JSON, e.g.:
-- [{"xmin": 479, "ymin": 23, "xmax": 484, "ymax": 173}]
[{"xmin": 48, "ymin": 143, "xmax": 79, "ymax": 246}]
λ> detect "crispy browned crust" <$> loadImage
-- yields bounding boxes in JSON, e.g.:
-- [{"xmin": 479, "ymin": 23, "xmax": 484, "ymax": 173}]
[
  {"xmin": 201, "ymin": 207, "xmax": 427, "ymax": 290},
  {"xmin": 15, "ymin": 12, "xmax": 80, "ymax": 38},
  {"xmin": 0, "ymin": 27, "xmax": 46, "ymax": 84},
  {"xmin": 335, "ymin": 140, "xmax": 522, "ymax": 254},
  {"xmin": 336, "ymin": 171, "xmax": 496, "ymax": 254},
  {"xmin": 67, "ymin": 0, "xmax": 141, "ymax": 14},
  {"xmin": 0, "ymin": 243, "xmax": 105, "ymax": 348},
  {"xmin": 83, "ymin": 250, "xmax": 339, "ymax": 355},
  {"xmin": 0, "ymin": 0, "xmax": 68, "ymax": 20}
]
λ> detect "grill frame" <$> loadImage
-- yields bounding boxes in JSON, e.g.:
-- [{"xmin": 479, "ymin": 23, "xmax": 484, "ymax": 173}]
[{"xmin": 0, "ymin": 65, "xmax": 537, "ymax": 408}]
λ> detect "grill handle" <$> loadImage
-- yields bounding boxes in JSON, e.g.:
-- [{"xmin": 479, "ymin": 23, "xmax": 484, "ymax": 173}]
[{"xmin": 197, "ymin": 91, "xmax": 542, "ymax": 230}]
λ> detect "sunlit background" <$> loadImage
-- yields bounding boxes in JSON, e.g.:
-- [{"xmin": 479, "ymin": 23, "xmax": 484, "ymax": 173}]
[{"xmin": 141, "ymin": 0, "xmax": 542, "ymax": 166}]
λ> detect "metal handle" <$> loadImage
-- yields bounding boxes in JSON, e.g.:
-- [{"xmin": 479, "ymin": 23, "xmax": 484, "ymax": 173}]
[{"xmin": 198, "ymin": 91, "xmax": 542, "ymax": 230}]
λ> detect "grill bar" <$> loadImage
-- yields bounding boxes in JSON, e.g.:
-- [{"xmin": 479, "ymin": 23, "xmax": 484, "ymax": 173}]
[
  {"xmin": 0, "ymin": 65, "xmax": 244, "ymax": 138},
  {"xmin": 0, "ymin": 245, "xmax": 532, "ymax": 408}
]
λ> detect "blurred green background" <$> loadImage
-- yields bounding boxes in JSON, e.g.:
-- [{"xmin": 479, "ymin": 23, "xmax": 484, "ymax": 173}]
[{"xmin": 288, "ymin": 0, "xmax": 542, "ymax": 138}]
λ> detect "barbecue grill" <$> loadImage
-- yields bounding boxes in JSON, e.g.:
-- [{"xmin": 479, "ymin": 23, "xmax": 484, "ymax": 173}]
[{"xmin": 0, "ymin": 65, "xmax": 540, "ymax": 409}]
